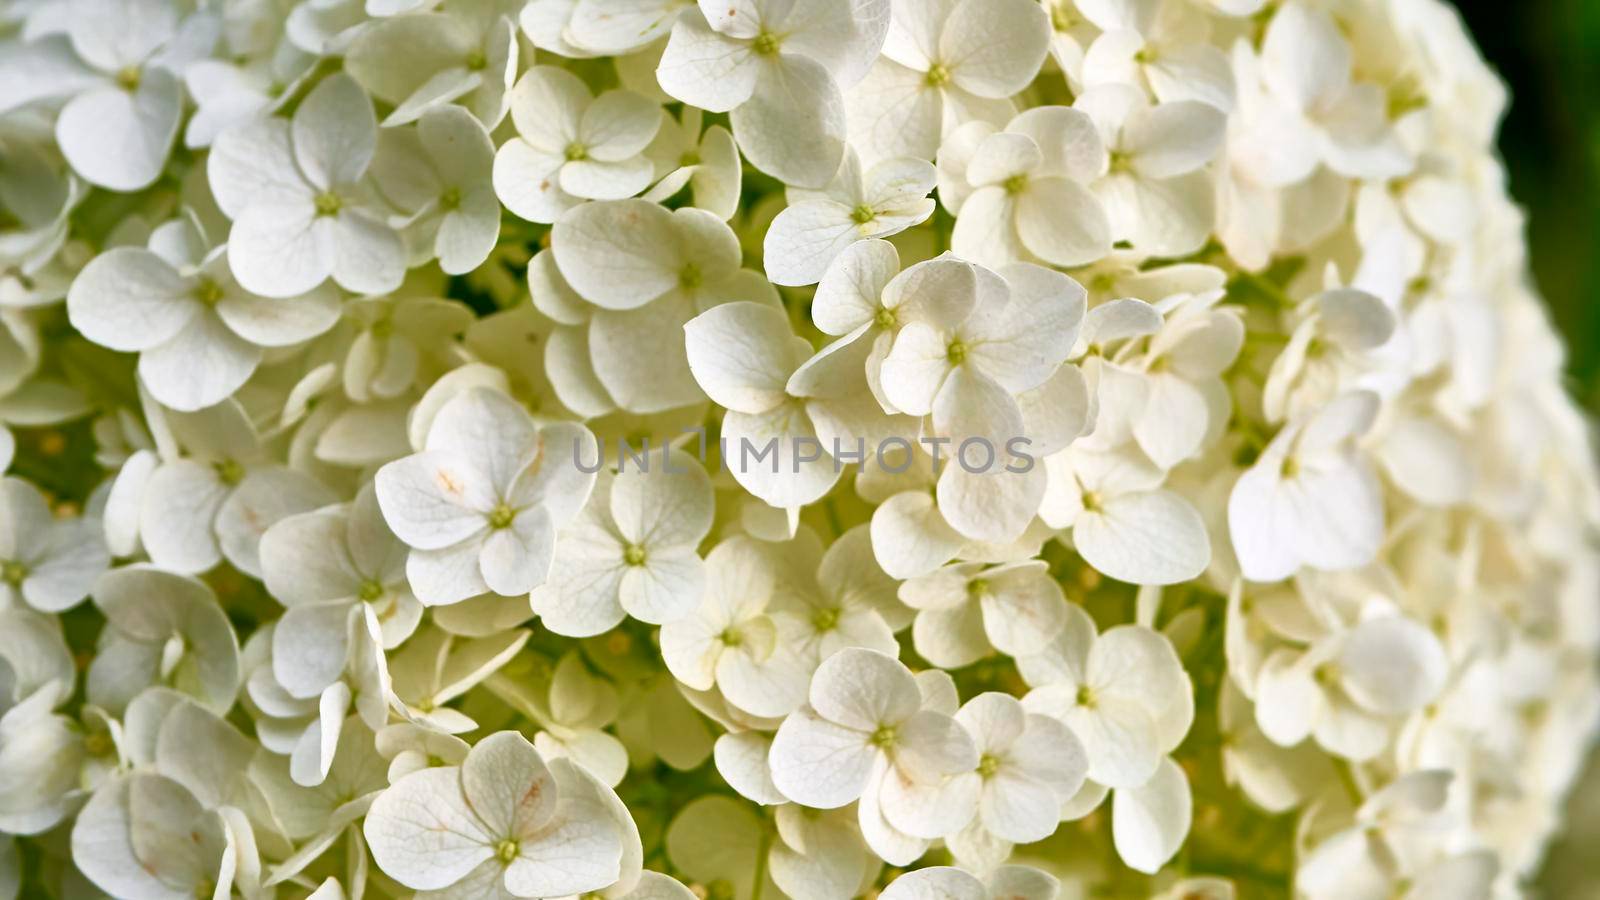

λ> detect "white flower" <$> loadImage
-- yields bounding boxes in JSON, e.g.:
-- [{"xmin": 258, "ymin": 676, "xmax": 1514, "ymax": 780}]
[
  {"xmin": 563, "ymin": 0, "xmax": 697, "ymax": 55},
  {"xmin": 364, "ymin": 731, "xmax": 627, "ymax": 898},
  {"xmin": 86, "ymin": 565, "xmax": 241, "ymax": 718},
  {"xmin": 0, "ymin": 475, "xmax": 107, "ymax": 612},
  {"xmin": 1257, "ymin": 2, "xmax": 1413, "ymax": 181},
  {"xmin": 385, "ymin": 624, "xmax": 530, "ymax": 733},
  {"xmin": 846, "ymin": 0, "xmax": 1051, "ymax": 161},
  {"xmin": 658, "ymin": 537, "xmax": 811, "ymax": 718},
  {"xmin": 133, "ymin": 401, "xmax": 336, "ymax": 577},
  {"xmin": 1074, "ymin": 85, "xmax": 1226, "ymax": 258},
  {"xmin": 493, "ymin": 66, "xmax": 662, "ymax": 223},
  {"xmin": 901, "ymin": 561, "xmax": 1069, "ymax": 668},
  {"xmin": 208, "ymin": 73, "xmax": 407, "ymax": 298},
  {"xmin": 938, "ymin": 107, "xmax": 1111, "ymax": 269},
  {"xmin": 371, "ymin": 106, "xmax": 501, "ymax": 276},
  {"xmin": 763, "ymin": 148, "xmax": 935, "ymax": 286},
  {"xmin": 533, "ymin": 448, "xmax": 713, "ymax": 636},
  {"xmin": 551, "ymin": 198, "xmax": 776, "ymax": 413},
  {"xmin": 1254, "ymin": 612, "xmax": 1448, "ymax": 761},
  {"xmin": 524, "ymin": 652, "xmax": 630, "ymax": 787},
  {"xmin": 1262, "ymin": 287, "xmax": 1397, "ymax": 424},
  {"xmin": 259, "ymin": 482, "xmax": 421, "ymax": 698},
  {"xmin": 182, "ymin": 36, "xmax": 313, "ymax": 149},
  {"xmin": 1077, "ymin": 0, "xmax": 1236, "ymax": 112},
  {"xmin": 70, "ymin": 772, "xmax": 255, "ymax": 900},
  {"xmin": 1039, "ymin": 444, "xmax": 1211, "ymax": 586},
  {"xmin": 374, "ymin": 387, "xmax": 598, "ymax": 605},
  {"xmin": 655, "ymin": 0, "xmax": 890, "ymax": 187},
  {"xmin": 642, "ymin": 107, "xmax": 743, "ymax": 220},
  {"xmin": 685, "ymin": 300, "xmax": 894, "ymax": 509},
  {"xmin": 768, "ymin": 647, "xmax": 979, "ymax": 862},
  {"xmin": 1019, "ymin": 605, "xmax": 1192, "ymax": 789},
  {"xmin": 776, "ymin": 524, "xmax": 905, "ymax": 663},
  {"xmin": 878, "ymin": 261, "xmax": 1085, "ymax": 541},
  {"xmin": 345, "ymin": 0, "xmax": 521, "ymax": 127},
  {"xmin": 948, "ymin": 692, "xmax": 1088, "ymax": 851},
  {"xmin": 1228, "ymin": 390, "xmax": 1385, "ymax": 583},
  {"xmin": 880, "ymin": 865, "xmax": 1060, "ymax": 900},
  {"xmin": 52, "ymin": 0, "xmax": 217, "ymax": 190},
  {"xmin": 67, "ymin": 215, "xmax": 342, "ymax": 411}
]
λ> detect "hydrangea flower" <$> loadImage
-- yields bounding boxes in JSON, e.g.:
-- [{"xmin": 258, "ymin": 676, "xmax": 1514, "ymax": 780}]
[{"xmin": 0, "ymin": 1, "xmax": 1595, "ymax": 897}]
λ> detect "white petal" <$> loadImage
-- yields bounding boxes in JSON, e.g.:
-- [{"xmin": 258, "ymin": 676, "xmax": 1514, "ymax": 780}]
[
  {"xmin": 1111, "ymin": 757, "xmax": 1191, "ymax": 875},
  {"xmin": 1074, "ymin": 490, "xmax": 1210, "ymax": 586}
]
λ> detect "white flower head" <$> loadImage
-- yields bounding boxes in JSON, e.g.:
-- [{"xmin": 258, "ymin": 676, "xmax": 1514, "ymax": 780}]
[
  {"xmin": 493, "ymin": 66, "xmax": 663, "ymax": 224},
  {"xmin": 364, "ymin": 730, "xmax": 628, "ymax": 897},
  {"xmin": 375, "ymin": 387, "xmax": 598, "ymax": 605},
  {"xmin": 208, "ymin": 73, "xmax": 407, "ymax": 298}
]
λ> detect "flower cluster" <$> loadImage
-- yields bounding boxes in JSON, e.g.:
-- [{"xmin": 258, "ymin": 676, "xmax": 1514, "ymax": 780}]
[{"xmin": 0, "ymin": 0, "xmax": 1595, "ymax": 898}]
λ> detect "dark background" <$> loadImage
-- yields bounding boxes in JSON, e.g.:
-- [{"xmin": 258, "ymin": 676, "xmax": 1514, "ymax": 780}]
[
  {"xmin": 1450, "ymin": 0, "xmax": 1599, "ymax": 409},
  {"xmin": 1442, "ymin": 2, "xmax": 1598, "ymax": 893}
]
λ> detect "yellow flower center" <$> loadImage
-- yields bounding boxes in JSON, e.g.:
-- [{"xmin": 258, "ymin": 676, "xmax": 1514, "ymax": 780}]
[
  {"xmin": 214, "ymin": 459, "xmax": 245, "ymax": 486},
  {"xmin": 946, "ymin": 339, "xmax": 968, "ymax": 365},
  {"xmin": 752, "ymin": 31, "xmax": 781, "ymax": 55},
  {"xmin": 925, "ymin": 63, "xmax": 952, "ymax": 87},
  {"xmin": 487, "ymin": 504, "xmax": 516, "ymax": 529},
  {"xmin": 495, "ymin": 839, "xmax": 519, "ymax": 863},
  {"xmin": 116, "ymin": 65, "xmax": 142, "ymax": 91},
  {"xmin": 314, "ymin": 191, "xmax": 342, "ymax": 216},
  {"xmin": 622, "ymin": 543, "xmax": 647, "ymax": 566}
]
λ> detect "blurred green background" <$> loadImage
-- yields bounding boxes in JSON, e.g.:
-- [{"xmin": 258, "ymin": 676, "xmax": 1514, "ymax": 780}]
[
  {"xmin": 1455, "ymin": 2, "xmax": 1600, "ymax": 893},
  {"xmin": 1452, "ymin": 0, "xmax": 1600, "ymax": 410}
]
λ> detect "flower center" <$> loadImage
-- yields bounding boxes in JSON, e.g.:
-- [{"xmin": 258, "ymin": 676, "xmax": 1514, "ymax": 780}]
[
  {"xmin": 565, "ymin": 143, "xmax": 589, "ymax": 161},
  {"xmin": 84, "ymin": 730, "xmax": 115, "ymax": 757},
  {"xmin": 440, "ymin": 186, "xmax": 461, "ymax": 210},
  {"xmin": 811, "ymin": 606, "xmax": 840, "ymax": 631},
  {"xmin": 966, "ymin": 577, "xmax": 989, "ymax": 599},
  {"xmin": 1002, "ymin": 174, "xmax": 1029, "ymax": 194},
  {"xmin": 1, "ymin": 560, "xmax": 26, "ymax": 585},
  {"xmin": 752, "ymin": 30, "xmax": 781, "ymax": 56},
  {"xmin": 977, "ymin": 753, "xmax": 1001, "ymax": 778},
  {"xmin": 870, "ymin": 724, "xmax": 898, "ymax": 748},
  {"xmin": 314, "ymin": 191, "xmax": 342, "ymax": 216},
  {"xmin": 495, "ymin": 839, "xmax": 518, "ymax": 863},
  {"xmin": 465, "ymin": 50, "xmax": 487, "ymax": 70},
  {"xmin": 1076, "ymin": 684, "xmax": 1097, "ymax": 709},
  {"xmin": 359, "ymin": 579, "xmax": 385, "ymax": 601},
  {"xmin": 1051, "ymin": 5, "xmax": 1075, "ymax": 30},
  {"xmin": 487, "ymin": 504, "xmax": 516, "ymax": 529},
  {"xmin": 1082, "ymin": 490, "xmax": 1103, "ymax": 513},
  {"xmin": 193, "ymin": 277, "xmax": 225, "ymax": 306},
  {"xmin": 1108, "ymin": 151, "xmax": 1133, "ymax": 174},
  {"xmin": 214, "ymin": 459, "xmax": 245, "ymax": 486},
  {"xmin": 873, "ymin": 306, "xmax": 897, "ymax": 329},
  {"xmin": 924, "ymin": 63, "xmax": 952, "ymax": 88},
  {"xmin": 679, "ymin": 263, "xmax": 703, "ymax": 289},
  {"xmin": 946, "ymin": 339, "xmax": 968, "ymax": 365},
  {"xmin": 116, "ymin": 65, "xmax": 142, "ymax": 91},
  {"xmin": 849, "ymin": 203, "xmax": 876, "ymax": 225},
  {"xmin": 718, "ymin": 627, "xmax": 743, "ymax": 647},
  {"xmin": 622, "ymin": 543, "xmax": 647, "ymax": 566}
]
